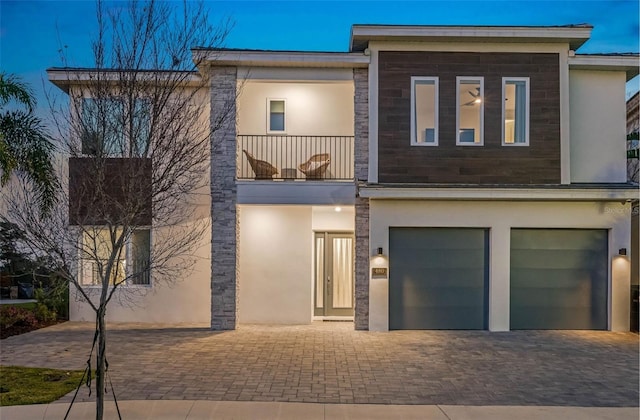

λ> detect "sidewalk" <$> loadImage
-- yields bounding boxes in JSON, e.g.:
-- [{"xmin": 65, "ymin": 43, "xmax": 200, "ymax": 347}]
[{"xmin": 0, "ymin": 401, "xmax": 637, "ymax": 420}]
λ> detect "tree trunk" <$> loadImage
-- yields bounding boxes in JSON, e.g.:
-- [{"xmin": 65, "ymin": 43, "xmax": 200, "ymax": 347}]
[{"xmin": 96, "ymin": 308, "xmax": 106, "ymax": 420}]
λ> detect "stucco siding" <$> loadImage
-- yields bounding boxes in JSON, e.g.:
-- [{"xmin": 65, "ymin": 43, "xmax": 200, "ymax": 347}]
[
  {"xmin": 368, "ymin": 200, "xmax": 631, "ymax": 332},
  {"xmin": 570, "ymin": 70, "xmax": 627, "ymax": 183}
]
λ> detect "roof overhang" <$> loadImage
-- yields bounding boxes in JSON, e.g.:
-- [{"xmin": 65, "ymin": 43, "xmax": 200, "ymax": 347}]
[
  {"xmin": 569, "ymin": 55, "xmax": 640, "ymax": 81},
  {"xmin": 46, "ymin": 68, "xmax": 201, "ymax": 93},
  {"xmin": 350, "ymin": 25, "xmax": 593, "ymax": 52},
  {"xmin": 192, "ymin": 49, "xmax": 369, "ymax": 69},
  {"xmin": 358, "ymin": 185, "xmax": 639, "ymax": 201}
]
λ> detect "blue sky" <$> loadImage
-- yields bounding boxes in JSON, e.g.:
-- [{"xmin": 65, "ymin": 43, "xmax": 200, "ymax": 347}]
[{"xmin": 1, "ymin": 0, "xmax": 639, "ymax": 113}]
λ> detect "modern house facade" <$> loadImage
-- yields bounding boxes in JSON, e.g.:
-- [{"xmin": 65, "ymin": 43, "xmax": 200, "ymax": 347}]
[{"xmin": 49, "ymin": 24, "xmax": 639, "ymax": 331}]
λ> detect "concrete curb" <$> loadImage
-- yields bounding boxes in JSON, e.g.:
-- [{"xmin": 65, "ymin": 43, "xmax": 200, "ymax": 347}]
[{"xmin": 0, "ymin": 401, "xmax": 638, "ymax": 420}]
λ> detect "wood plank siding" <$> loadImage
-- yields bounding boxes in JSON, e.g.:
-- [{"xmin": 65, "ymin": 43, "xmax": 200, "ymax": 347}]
[{"xmin": 378, "ymin": 51, "xmax": 561, "ymax": 184}]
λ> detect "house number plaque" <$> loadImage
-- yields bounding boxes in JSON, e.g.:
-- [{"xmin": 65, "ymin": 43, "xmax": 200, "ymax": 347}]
[{"xmin": 371, "ymin": 267, "xmax": 387, "ymax": 278}]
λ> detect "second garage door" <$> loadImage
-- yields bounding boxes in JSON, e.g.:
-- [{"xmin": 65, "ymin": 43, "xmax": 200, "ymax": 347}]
[
  {"xmin": 389, "ymin": 228, "xmax": 489, "ymax": 330},
  {"xmin": 510, "ymin": 229, "xmax": 608, "ymax": 330}
]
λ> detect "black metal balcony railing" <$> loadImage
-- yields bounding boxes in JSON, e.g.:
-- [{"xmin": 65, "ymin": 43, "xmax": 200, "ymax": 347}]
[{"xmin": 237, "ymin": 135, "xmax": 354, "ymax": 181}]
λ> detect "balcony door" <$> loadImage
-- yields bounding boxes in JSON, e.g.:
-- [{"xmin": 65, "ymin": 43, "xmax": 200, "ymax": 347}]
[{"xmin": 314, "ymin": 232, "xmax": 354, "ymax": 317}]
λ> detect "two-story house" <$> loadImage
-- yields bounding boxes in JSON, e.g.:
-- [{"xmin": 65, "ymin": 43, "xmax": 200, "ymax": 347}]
[{"xmin": 50, "ymin": 24, "xmax": 639, "ymax": 332}]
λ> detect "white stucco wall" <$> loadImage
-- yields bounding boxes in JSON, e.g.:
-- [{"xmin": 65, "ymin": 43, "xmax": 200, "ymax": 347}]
[
  {"xmin": 67, "ymin": 85, "xmax": 212, "ymax": 325},
  {"xmin": 311, "ymin": 206, "xmax": 355, "ymax": 231},
  {"xmin": 69, "ymin": 217, "xmax": 212, "ymax": 324},
  {"xmin": 368, "ymin": 200, "xmax": 631, "ymax": 332},
  {"xmin": 237, "ymin": 205, "xmax": 355, "ymax": 324},
  {"xmin": 569, "ymin": 70, "xmax": 627, "ymax": 183},
  {"xmin": 238, "ymin": 205, "xmax": 313, "ymax": 324},
  {"xmin": 237, "ymin": 81, "xmax": 354, "ymax": 136}
]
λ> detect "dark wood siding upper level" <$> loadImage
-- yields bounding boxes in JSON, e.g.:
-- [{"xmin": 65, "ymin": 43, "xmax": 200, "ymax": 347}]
[
  {"xmin": 378, "ymin": 51, "xmax": 561, "ymax": 184},
  {"xmin": 69, "ymin": 157, "xmax": 152, "ymax": 225}
]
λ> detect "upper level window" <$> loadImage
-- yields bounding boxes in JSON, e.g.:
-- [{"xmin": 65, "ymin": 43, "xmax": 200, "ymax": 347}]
[
  {"xmin": 456, "ymin": 77, "xmax": 484, "ymax": 146},
  {"xmin": 502, "ymin": 78, "xmax": 530, "ymax": 146},
  {"xmin": 268, "ymin": 99, "xmax": 285, "ymax": 132},
  {"xmin": 81, "ymin": 98, "xmax": 150, "ymax": 157},
  {"xmin": 411, "ymin": 77, "xmax": 439, "ymax": 146}
]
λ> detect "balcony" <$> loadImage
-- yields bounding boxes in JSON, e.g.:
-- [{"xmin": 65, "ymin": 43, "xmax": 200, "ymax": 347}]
[{"xmin": 237, "ymin": 135, "xmax": 354, "ymax": 181}]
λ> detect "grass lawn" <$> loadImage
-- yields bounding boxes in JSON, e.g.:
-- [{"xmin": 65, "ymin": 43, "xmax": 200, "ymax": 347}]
[
  {"xmin": 3, "ymin": 302, "xmax": 37, "ymax": 310},
  {"xmin": 0, "ymin": 366, "xmax": 85, "ymax": 406}
]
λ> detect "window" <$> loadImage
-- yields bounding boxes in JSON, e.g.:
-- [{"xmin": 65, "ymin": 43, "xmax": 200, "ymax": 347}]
[
  {"xmin": 81, "ymin": 98, "xmax": 150, "ymax": 156},
  {"xmin": 411, "ymin": 77, "xmax": 439, "ymax": 146},
  {"xmin": 456, "ymin": 77, "xmax": 484, "ymax": 146},
  {"xmin": 81, "ymin": 228, "xmax": 151, "ymax": 286},
  {"xmin": 267, "ymin": 99, "xmax": 285, "ymax": 132},
  {"xmin": 502, "ymin": 78, "xmax": 530, "ymax": 145}
]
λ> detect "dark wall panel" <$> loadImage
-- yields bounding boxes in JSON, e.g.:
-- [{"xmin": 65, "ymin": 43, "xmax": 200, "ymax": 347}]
[
  {"xmin": 378, "ymin": 51, "xmax": 561, "ymax": 184},
  {"xmin": 69, "ymin": 157, "xmax": 152, "ymax": 225}
]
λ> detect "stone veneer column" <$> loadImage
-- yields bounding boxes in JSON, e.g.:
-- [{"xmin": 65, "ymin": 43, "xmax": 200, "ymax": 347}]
[
  {"xmin": 210, "ymin": 66, "xmax": 239, "ymax": 330},
  {"xmin": 354, "ymin": 68, "xmax": 370, "ymax": 330}
]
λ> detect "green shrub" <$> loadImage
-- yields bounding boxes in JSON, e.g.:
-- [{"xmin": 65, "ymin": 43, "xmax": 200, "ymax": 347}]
[
  {"xmin": 34, "ymin": 279, "xmax": 68, "ymax": 320},
  {"xmin": 0, "ymin": 306, "xmax": 38, "ymax": 329},
  {"xmin": 34, "ymin": 303, "xmax": 56, "ymax": 323}
]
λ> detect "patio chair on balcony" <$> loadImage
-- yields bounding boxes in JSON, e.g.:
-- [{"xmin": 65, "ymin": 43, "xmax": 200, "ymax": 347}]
[
  {"xmin": 298, "ymin": 153, "xmax": 331, "ymax": 180},
  {"xmin": 243, "ymin": 149, "xmax": 279, "ymax": 180}
]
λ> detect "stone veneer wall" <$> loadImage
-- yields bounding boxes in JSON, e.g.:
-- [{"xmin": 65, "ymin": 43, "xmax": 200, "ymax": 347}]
[
  {"xmin": 354, "ymin": 68, "xmax": 370, "ymax": 330},
  {"xmin": 210, "ymin": 66, "xmax": 239, "ymax": 330}
]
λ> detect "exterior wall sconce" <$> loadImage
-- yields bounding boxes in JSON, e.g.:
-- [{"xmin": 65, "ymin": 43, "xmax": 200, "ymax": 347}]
[
  {"xmin": 377, "ymin": 247, "xmax": 383, "ymax": 256},
  {"xmin": 618, "ymin": 248, "xmax": 627, "ymax": 256}
]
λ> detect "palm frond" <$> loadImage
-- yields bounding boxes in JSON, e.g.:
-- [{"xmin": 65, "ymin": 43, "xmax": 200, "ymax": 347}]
[
  {"xmin": 0, "ymin": 110, "xmax": 59, "ymax": 214},
  {"xmin": 0, "ymin": 73, "xmax": 35, "ymax": 111}
]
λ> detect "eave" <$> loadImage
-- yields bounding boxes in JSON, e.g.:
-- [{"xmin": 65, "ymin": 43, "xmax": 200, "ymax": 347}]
[
  {"xmin": 192, "ymin": 49, "xmax": 369, "ymax": 69},
  {"xmin": 358, "ymin": 184, "xmax": 639, "ymax": 202},
  {"xmin": 350, "ymin": 25, "xmax": 593, "ymax": 52},
  {"xmin": 46, "ymin": 68, "xmax": 202, "ymax": 93},
  {"xmin": 569, "ymin": 54, "xmax": 640, "ymax": 81}
]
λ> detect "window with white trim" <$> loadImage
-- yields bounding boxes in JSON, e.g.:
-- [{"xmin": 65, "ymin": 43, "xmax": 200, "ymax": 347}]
[
  {"xmin": 502, "ymin": 78, "xmax": 530, "ymax": 145},
  {"xmin": 411, "ymin": 77, "xmax": 439, "ymax": 146},
  {"xmin": 267, "ymin": 99, "xmax": 285, "ymax": 132},
  {"xmin": 456, "ymin": 77, "xmax": 484, "ymax": 146},
  {"xmin": 80, "ymin": 228, "xmax": 151, "ymax": 286}
]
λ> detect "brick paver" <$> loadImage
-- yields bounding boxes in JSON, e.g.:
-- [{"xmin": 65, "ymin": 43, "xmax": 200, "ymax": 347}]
[{"xmin": 0, "ymin": 322, "xmax": 637, "ymax": 406}]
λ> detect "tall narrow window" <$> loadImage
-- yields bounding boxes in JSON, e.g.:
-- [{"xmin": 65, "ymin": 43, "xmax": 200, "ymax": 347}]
[
  {"xmin": 81, "ymin": 98, "xmax": 150, "ymax": 156},
  {"xmin": 456, "ymin": 77, "xmax": 484, "ymax": 146},
  {"xmin": 503, "ymin": 78, "xmax": 530, "ymax": 145},
  {"xmin": 411, "ymin": 77, "xmax": 439, "ymax": 146},
  {"xmin": 268, "ymin": 99, "xmax": 285, "ymax": 132},
  {"xmin": 130, "ymin": 229, "xmax": 151, "ymax": 285}
]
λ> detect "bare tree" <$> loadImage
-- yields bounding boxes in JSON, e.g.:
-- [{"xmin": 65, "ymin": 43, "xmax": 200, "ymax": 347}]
[{"xmin": 1, "ymin": 1, "xmax": 234, "ymax": 418}]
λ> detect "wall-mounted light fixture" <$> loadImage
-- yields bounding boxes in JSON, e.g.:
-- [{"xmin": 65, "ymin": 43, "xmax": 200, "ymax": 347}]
[
  {"xmin": 618, "ymin": 248, "xmax": 627, "ymax": 256},
  {"xmin": 377, "ymin": 247, "xmax": 383, "ymax": 256}
]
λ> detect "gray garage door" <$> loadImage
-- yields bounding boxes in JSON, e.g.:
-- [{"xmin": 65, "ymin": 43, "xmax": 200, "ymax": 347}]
[
  {"xmin": 389, "ymin": 228, "xmax": 489, "ymax": 330},
  {"xmin": 510, "ymin": 229, "xmax": 608, "ymax": 330}
]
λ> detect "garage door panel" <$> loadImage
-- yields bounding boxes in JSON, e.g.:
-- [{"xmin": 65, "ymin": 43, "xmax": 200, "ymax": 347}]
[
  {"xmin": 398, "ymin": 251, "xmax": 487, "ymax": 269},
  {"xmin": 511, "ymin": 249, "xmax": 608, "ymax": 270},
  {"xmin": 399, "ymin": 268, "xmax": 488, "ymax": 285},
  {"xmin": 511, "ymin": 268, "xmax": 608, "ymax": 290},
  {"xmin": 395, "ymin": 306, "xmax": 485, "ymax": 330},
  {"xmin": 390, "ymin": 228, "xmax": 488, "ymax": 330},
  {"xmin": 510, "ymin": 306, "xmax": 598, "ymax": 330},
  {"xmin": 401, "ymin": 285, "xmax": 486, "ymax": 305},
  {"xmin": 512, "ymin": 229, "xmax": 607, "ymax": 250},
  {"xmin": 510, "ymin": 229, "xmax": 607, "ymax": 330}
]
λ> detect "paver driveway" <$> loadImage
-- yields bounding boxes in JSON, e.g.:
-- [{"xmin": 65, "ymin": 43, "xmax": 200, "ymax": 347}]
[{"xmin": 0, "ymin": 322, "xmax": 637, "ymax": 406}]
